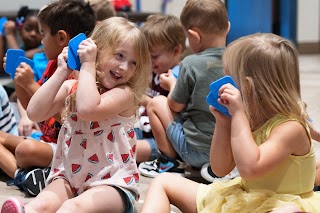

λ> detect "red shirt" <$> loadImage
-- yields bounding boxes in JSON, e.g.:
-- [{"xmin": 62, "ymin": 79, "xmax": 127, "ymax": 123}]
[{"xmin": 37, "ymin": 60, "xmax": 61, "ymax": 143}]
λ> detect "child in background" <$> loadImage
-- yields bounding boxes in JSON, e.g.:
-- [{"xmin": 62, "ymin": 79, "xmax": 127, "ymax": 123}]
[
  {"xmin": 1, "ymin": 6, "xmax": 48, "ymax": 137},
  {"xmin": 136, "ymin": 14, "xmax": 186, "ymax": 163},
  {"xmin": 0, "ymin": 0, "xmax": 95, "ymax": 196},
  {"xmin": 138, "ymin": 0, "xmax": 229, "ymax": 178},
  {"xmin": 2, "ymin": 6, "xmax": 47, "ymax": 81},
  {"xmin": 87, "ymin": 0, "xmax": 116, "ymax": 23},
  {"xmin": 3, "ymin": 16, "xmax": 151, "ymax": 213},
  {"xmin": 141, "ymin": 33, "xmax": 320, "ymax": 213},
  {"xmin": 0, "ymin": 84, "xmax": 18, "ymax": 135}
]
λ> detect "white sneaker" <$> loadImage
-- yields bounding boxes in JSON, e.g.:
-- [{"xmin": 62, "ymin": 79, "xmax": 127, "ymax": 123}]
[
  {"xmin": 138, "ymin": 160, "xmax": 159, "ymax": 178},
  {"xmin": 138, "ymin": 157, "xmax": 186, "ymax": 178},
  {"xmin": 200, "ymin": 163, "xmax": 239, "ymax": 183}
]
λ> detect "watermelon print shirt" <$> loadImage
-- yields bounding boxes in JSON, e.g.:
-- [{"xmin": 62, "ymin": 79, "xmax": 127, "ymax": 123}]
[{"xmin": 46, "ymin": 111, "xmax": 140, "ymax": 199}]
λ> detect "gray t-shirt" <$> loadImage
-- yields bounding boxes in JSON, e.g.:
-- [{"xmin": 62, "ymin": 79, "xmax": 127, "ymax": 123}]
[{"xmin": 171, "ymin": 48, "xmax": 224, "ymax": 152}]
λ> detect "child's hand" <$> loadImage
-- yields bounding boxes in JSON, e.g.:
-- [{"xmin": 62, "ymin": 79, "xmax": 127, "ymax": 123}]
[
  {"xmin": 14, "ymin": 62, "xmax": 35, "ymax": 87},
  {"xmin": 159, "ymin": 69, "xmax": 176, "ymax": 91},
  {"xmin": 78, "ymin": 38, "xmax": 97, "ymax": 64},
  {"xmin": 218, "ymin": 83, "xmax": 244, "ymax": 116},
  {"xmin": 209, "ymin": 105, "xmax": 231, "ymax": 125},
  {"xmin": 4, "ymin": 20, "xmax": 15, "ymax": 36},
  {"xmin": 57, "ymin": 47, "xmax": 71, "ymax": 72},
  {"xmin": 18, "ymin": 115, "xmax": 40, "ymax": 136}
]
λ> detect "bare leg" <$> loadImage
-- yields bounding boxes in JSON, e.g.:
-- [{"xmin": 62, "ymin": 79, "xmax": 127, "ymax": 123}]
[
  {"xmin": 147, "ymin": 96, "xmax": 177, "ymax": 158},
  {"xmin": 0, "ymin": 143, "xmax": 17, "ymax": 178},
  {"xmin": 0, "ymin": 134, "xmax": 25, "ymax": 153},
  {"xmin": 270, "ymin": 203, "xmax": 302, "ymax": 213},
  {"xmin": 136, "ymin": 139, "xmax": 152, "ymax": 163},
  {"xmin": 141, "ymin": 173, "xmax": 199, "ymax": 213},
  {"xmin": 0, "ymin": 134, "xmax": 25, "ymax": 178},
  {"xmin": 15, "ymin": 138, "xmax": 53, "ymax": 169},
  {"xmin": 57, "ymin": 185, "xmax": 128, "ymax": 213},
  {"xmin": 26, "ymin": 178, "xmax": 74, "ymax": 213}
]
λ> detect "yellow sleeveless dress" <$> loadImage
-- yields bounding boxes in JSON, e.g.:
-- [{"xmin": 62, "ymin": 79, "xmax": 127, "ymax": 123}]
[{"xmin": 196, "ymin": 114, "xmax": 320, "ymax": 212}]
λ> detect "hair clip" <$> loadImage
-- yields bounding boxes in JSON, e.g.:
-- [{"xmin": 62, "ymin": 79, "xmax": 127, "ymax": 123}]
[{"xmin": 16, "ymin": 16, "xmax": 24, "ymax": 29}]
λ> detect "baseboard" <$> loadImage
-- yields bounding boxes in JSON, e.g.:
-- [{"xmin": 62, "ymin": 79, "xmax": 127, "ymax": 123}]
[{"xmin": 298, "ymin": 42, "xmax": 320, "ymax": 54}]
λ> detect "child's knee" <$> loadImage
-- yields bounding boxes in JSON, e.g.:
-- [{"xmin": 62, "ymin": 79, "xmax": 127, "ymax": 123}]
[
  {"xmin": 58, "ymin": 198, "xmax": 82, "ymax": 212},
  {"xmin": 15, "ymin": 139, "xmax": 39, "ymax": 166}
]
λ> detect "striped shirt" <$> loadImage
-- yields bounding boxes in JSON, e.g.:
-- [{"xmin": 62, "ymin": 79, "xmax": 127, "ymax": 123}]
[{"xmin": 0, "ymin": 85, "xmax": 18, "ymax": 135}]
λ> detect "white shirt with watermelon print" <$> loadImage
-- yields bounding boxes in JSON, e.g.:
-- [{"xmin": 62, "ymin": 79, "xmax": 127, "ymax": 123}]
[{"xmin": 46, "ymin": 111, "xmax": 139, "ymax": 200}]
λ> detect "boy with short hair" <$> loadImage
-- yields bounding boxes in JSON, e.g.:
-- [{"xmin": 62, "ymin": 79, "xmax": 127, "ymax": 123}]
[
  {"xmin": 87, "ymin": 0, "xmax": 116, "ymax": 23},
  {"xmin": 138, "ymin": 0, "xmax": 231, "ymax": 178},
  {"xmin": 0, "ymin": 0, "xmax": 95, "ymax": 196},
  {"xmin": 135, "ymin": 14, "xmax": 186, "ymax": 163}
]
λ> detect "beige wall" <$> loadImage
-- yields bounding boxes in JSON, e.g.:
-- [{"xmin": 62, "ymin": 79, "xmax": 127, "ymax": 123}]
[{"xmin": 297, "ymin": 0, "xmax": 320, "ymax": 43}]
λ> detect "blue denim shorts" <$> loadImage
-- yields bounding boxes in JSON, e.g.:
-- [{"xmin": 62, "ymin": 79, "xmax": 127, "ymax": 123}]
[
  {"xmin": 113, "ymin": 186, "xmax": 136, "ymax": 213},
  {"xmin": 134, "ymin": 128, "xmax": 158, "ymax": 161},
  {"xmin": 166, "ymin": 117, "xmax": 209, "ymax": 168}
]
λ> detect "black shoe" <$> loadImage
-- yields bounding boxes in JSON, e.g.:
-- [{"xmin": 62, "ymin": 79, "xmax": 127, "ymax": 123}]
[
  {"xmin": 7, "ymin": 167, "xmax": 51, "ymax": 196},
  {"xmin": 138, "ymin": 153, "xmax": 185, "ymax": 178}
]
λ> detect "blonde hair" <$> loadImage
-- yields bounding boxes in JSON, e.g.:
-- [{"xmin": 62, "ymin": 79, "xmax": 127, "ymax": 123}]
[
  {"xmin": 180, "ymin": 0, "xmax": 229, "ymax": 35},
  {"xmin": 141, "ymin": 14, "xmax": 186, "ymax": 53},
  {"xmin": 223, "ymin": 33, "xmax": 307, "ymax": 128},
  {"xmin": 64, "ymin": 17, "xmax": 151, "ymax": 119}
]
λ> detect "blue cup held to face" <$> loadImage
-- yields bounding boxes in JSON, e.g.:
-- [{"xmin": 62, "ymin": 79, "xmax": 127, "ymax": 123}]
[
  {"xmin": 206, "ymin": 75, "xmax": 238, "ymax": 117},
  {"xmin": 67, "ymin": 33, "xmax": 87, "ymax": 71}
]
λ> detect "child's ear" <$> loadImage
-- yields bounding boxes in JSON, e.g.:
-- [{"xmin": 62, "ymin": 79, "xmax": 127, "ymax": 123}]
[
  {"xmin": 188, "ymin": 29, "xmax": 201, "ymax": 43},
  {"xmin": 227, "ymin": 21, "xmax": 231, "ymax": 34},
  {"xmin": 56, "ymin": 30, "xmax": 69, "ymax": 47},
  {"xmin": 173, "ymin": 44, "xmax": 183, "ymax": 56}
]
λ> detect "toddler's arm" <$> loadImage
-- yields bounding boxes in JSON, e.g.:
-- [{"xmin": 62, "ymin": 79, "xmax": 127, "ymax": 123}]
[
  {"xmin": 219, "ymin": 83, "xmax": 310, "ymax": 180},
  {"xmin": 209, "ymin": 105, "xmax": 235, "ymax": 176},
  {"xmin": 4, "ymin": 21, "xmax": 19, "ymax": 49},
  {"xmin": 310, "ymin": 127, "xmax": 320, "ymax": 142},
  {"xmin": 27, "ymin": 48, "xmax": 73, "ymax": 122}
]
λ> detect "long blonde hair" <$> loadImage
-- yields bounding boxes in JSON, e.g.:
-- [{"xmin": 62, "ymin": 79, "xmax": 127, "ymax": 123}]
[
  {"xmin": 63, "ymin": 17, "xmax": 151, "ymax": 120},
  {"xmin": 223, "ymin": 33, "xmax": 307, "ymax": 128}
]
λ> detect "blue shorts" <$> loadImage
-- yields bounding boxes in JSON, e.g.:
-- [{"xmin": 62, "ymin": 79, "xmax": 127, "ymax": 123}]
[
  {"xmin": 166, "ymin": 117, "xmax": 209, "ymax": 168},
  {"xmin": 134, "ymin": 128, "xmax": 158, "ymax": 161},
  {"xmin": 113, "ymin": 186, "xmax": 136, "ymax": 213}
]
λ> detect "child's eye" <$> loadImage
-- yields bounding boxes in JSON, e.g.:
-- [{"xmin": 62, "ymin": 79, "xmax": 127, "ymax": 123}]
[
  {"xmin": 24, "ymin": 26, "xmax": 32, "ymax": 32},
  {"xmin": 131, "ymin": 61, "xmax": 137, "ymax": 67},
  {"xmin": 151, "ymin": 55, "xmax": 158, "ymax": 60},
  {"xmin": 115, "ymin": 53, "xmax": 124, "ymax": 59}
]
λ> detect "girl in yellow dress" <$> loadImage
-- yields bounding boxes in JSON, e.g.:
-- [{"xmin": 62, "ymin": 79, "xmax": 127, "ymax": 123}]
[{"xmin": 141, "ymin": 33, "xmax": 320, "ymax": 213}]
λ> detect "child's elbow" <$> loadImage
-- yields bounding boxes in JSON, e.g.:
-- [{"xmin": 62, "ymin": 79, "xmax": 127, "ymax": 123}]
[
  {"xmin": 238, "ymin": 167, "xmax": 259, "ymax": 180},
  {"xmin": 26, "ymin": 109, "xmax": 41, "ymax": 122},
  {"xmin": 77, "ymin": 108, "xmax": 95, "ymax": 121}
]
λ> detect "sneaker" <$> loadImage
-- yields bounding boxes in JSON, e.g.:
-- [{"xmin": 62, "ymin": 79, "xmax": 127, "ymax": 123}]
[
  {"xmin": 200, "ymin": 163, "xmax": 239, "ymax": 183},
  {"xmin": 1, "ymin": 197, "xmax": 25, "ymax": 213},
  {"xmin": 138, "ymin": 160, "xmax": 159, "ymax": 178},
  {"xmin": 7, "ymin": 167, "xmax": 50, "ymax": 196},
  {"xmin": 139, "ymin": 154, "xmax": 186, "ymax": 178}
]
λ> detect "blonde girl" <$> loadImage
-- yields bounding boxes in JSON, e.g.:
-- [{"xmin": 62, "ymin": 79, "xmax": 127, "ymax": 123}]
[
  {"xmin": 3, "ymin": 17, "xmax": 151, "ymax": 213},
  {"xmin": 141, "ymin": 33, "xmax": 320, "ymax": 213}
]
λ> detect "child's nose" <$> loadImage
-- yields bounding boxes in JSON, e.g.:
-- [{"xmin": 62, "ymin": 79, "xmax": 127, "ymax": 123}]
[{"xmin": 119, "ymin": 61, "xmax": 128, "ymax": 70}]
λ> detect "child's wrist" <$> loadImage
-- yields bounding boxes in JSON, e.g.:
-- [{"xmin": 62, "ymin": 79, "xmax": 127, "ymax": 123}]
[{"xmin": 80, "ymin": 61, "xmax": 96, "ymax": 71}]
